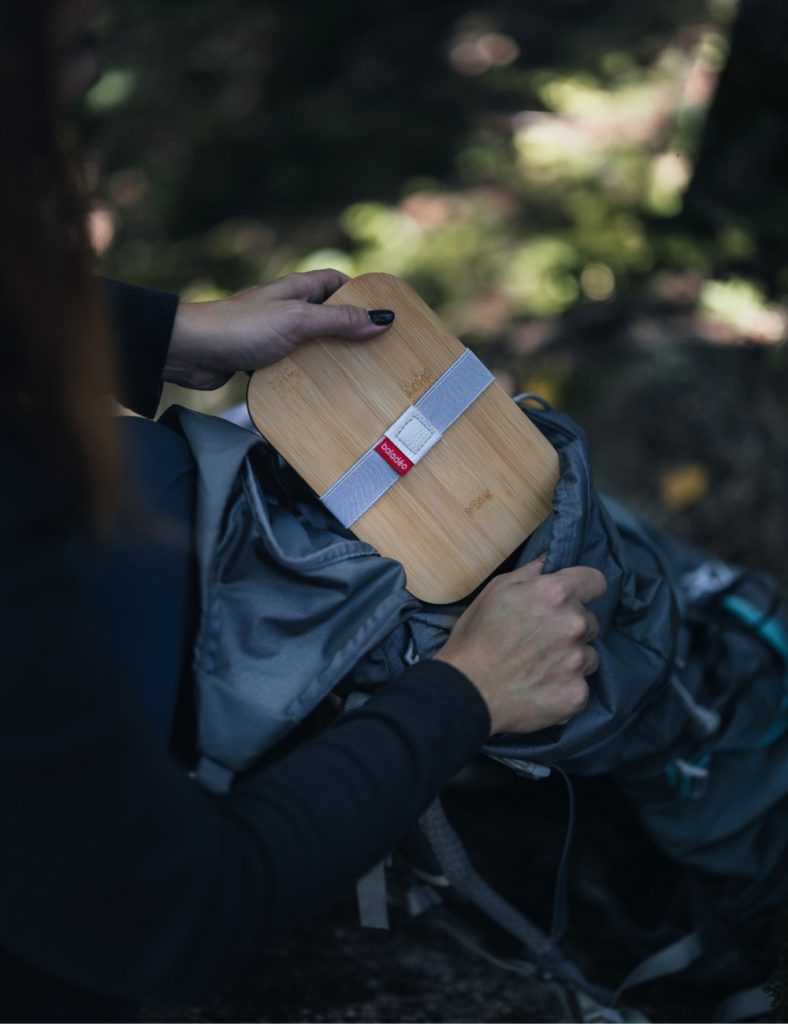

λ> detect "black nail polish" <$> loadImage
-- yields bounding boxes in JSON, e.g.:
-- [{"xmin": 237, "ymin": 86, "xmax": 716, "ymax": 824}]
[{"xmin": 368, "ymin": 309, "xmax": 395, "ymax": 326}]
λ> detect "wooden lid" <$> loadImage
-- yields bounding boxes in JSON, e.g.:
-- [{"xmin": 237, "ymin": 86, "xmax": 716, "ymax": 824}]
[{"xmin": 247, "ymin": 273, "xmax": 558, "ymax": 602}]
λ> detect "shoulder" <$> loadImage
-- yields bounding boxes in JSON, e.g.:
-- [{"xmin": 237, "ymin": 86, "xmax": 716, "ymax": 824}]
[
  {"xmin": 0, "ymin": 429, "xmax": 75, "ymax": 542},
  {"xmin": 0, "ymin": 431, "xmax": 88, "ymax": 694}
]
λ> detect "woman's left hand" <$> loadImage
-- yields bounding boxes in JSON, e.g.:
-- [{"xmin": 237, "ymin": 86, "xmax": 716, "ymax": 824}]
[{"xmin": 163, "ymin": 268, "xmax": 395, "ymax": 390}]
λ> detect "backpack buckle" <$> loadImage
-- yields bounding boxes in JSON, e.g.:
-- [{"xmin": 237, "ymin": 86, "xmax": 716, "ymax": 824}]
[{"xmin": 665, "ymin": 756, "xmax": 710, "ymax": 799}]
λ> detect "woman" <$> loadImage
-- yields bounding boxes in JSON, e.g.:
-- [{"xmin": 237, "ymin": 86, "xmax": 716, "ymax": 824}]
[{"xmin": 0, "ymin": 1, "xmax": 605, "ymax": 1020}]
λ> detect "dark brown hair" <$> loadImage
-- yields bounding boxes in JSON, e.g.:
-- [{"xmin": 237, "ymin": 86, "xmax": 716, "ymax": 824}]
[{"xmin": 0, "ymin": 0, "xmax": 118, "ymax": 529}]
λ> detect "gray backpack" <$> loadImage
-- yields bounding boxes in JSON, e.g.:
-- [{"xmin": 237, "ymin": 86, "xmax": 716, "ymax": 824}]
[{"xmin": 166, "ymin": 399, "xmax": 788, "ymax": 1020}]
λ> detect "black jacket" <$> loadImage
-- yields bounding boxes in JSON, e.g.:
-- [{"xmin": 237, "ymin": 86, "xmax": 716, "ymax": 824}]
[{"xmin": 0, "ymin": 281, "xmax": 489, "ymax": 1021}]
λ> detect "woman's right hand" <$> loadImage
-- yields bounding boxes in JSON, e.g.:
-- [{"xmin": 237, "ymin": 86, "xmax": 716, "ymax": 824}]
[{"xmin": 434, "ymin": 556, "xmax": 607, "ymax": 736}]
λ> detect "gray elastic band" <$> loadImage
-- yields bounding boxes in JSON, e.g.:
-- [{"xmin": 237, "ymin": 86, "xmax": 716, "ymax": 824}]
[
  {"xmin": 415, "ymin": 348, "xmax": 494, "ymax": 434},
  {"xmin": 317, "ymin": 448, "xmax": 397, "ymax": 528},
  {"xmin": 321, "ymin": 349, "xmax": 494, "ymax": 527},
  {"xmin": 321, "ymin": 448, "xmax": 400, "ymax": 528}
]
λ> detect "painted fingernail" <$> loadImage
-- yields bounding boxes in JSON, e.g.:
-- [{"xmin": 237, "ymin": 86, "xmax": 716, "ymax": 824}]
[{"xmin": 368, "ymin": 309, "xmax": 395, "ymax": 326}]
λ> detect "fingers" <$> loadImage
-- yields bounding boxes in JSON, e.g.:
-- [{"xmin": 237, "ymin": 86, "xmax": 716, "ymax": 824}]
[
  {"xmin": 261, "ymin": 271, "xmax": 396, "ymax": 343},
  {"xmin": 263, "ymin": 269, "xmax": 351, "ymax": 304},
  {"xmin": 510, "ymin": 554, "xmax": 547, "ymax": 580},
  {"xmin": 548, "ymin": 565, "xmax": 607, "ymax": 606},
  {"xmin": 583, "ymin": 610, "xmax": 599, "ymax": 644},
  {"xmin": 582, "ymin": 643, "xmax": 600, "ymax": 676},
  {"xmin": 553, "ymin": 647, "xmax": 597, "ymax": 725},
  {"xmin": 290, "ymin": 300, "xmax": 394, "ymax": 344},
  {"xmin": 499, "ymin": 561, "xmax": 606, "ymax": 607}
]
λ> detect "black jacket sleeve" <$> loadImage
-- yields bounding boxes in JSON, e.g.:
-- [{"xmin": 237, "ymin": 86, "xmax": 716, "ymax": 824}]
[
  {"xmin": 0, "ymin": 438, "xmax": 490, "ymax": 1008},
  {"xmin": 102, "ymin": 278, "xmax": 179, "ymax": 418}
]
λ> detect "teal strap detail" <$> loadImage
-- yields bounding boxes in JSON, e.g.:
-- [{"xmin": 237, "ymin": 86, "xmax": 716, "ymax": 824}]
[
  {"xmin": 722, "ymin": 594, "xmax": 788, "ymax": 749},
  {"xmin": 750, "ymin": 692, "xmax": 788, "ymax": 749},
  {"xmin": 722, "ymin": 594, "xmax": 788, "ymax": 661},
  {"xmin": 665, "ymin": 754, "xmax": 711, "ymax": 799}
]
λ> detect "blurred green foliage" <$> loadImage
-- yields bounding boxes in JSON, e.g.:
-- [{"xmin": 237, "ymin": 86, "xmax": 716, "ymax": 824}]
[{"xmin": 87, "ymin": 0, "xmax": 787, "ymax": 406}]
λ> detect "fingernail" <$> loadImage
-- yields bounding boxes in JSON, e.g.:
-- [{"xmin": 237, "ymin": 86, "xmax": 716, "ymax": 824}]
[{"xmin": 368, "ymin": 309, "xmax": 395, "ymax": 326}]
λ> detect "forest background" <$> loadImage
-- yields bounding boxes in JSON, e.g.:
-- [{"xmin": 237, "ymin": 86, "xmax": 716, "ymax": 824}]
[{"xmin": 84, "ymin": 1, "xmax": 788, "ymax": 1019}]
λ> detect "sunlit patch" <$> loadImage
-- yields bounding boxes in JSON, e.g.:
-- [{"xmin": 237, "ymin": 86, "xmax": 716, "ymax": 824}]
[
  {"xmin": 580, "ymin": 263, "xmax": 615, "ymax": 301},
  {"xmin": 180, "ymin": 280, "xmax": 230, "ymax": 302},
  {"xmin": 296, "ymin": 248, "xmax": 356, "ymax": 277},
  {"xmin": 86, "ymin": 68, "xmax": 136, "ymax": 111},
  {"xmin": 502, "ymin": 238, "xmax": 580, "ymax": 317},
  {"xmin": 448, "ymin": 31, "xmax": 520, "ymax": 76},
  {"xmin": 87, "ymin": 204, "xmax": 116, "ymax": 254},
  {"xmin": 272, "ymin": 23, "xmax": 740, "ymax": 345},
  {"xmin": 519, "ymin": 373, "xmax": 563, "ymax": 408},
  {"xmin": 342, "ymin": 202, "xmax": 421, "ymax": 251},
  {"xmin": 400, "ymin": 192, "xmax": 457, "ymax": 230},
  {"xmin": 119, "ymin": 3, "xmax": 756, "ymax": 389},
  {"xmin": 645, "ymin": 152, "xmax": 692, "ymax": 215},
  {"xmin": 700, "ymin": 279, "xmax": 787, "ymax": 344},
  {"xmin": 659, "ymin": 463, "xmax": 711, "ymax": 511}
]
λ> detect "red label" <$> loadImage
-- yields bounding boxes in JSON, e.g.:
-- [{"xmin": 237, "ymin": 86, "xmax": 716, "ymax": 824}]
[{"xmin": 375, "ymin": 437, "xmax": 413, "ymax": 475}]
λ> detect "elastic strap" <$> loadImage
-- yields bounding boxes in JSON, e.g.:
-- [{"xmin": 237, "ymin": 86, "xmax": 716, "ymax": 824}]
[{"xmin": 321, "ymin": 349, "xmax": 493, "ymax": 527}]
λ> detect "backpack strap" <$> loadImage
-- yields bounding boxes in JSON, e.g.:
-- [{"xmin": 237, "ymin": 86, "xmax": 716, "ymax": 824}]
[
  {"xmin": 192, "ymin": 756, "xmax": 235, "ymax": 795},
  {"xmin": 714, "ymin": 985, "xmax": 772, "ymax": 1022},
  {"xmin": 342, "ymin": 689, "xmax": 393, "ymax": 930},
  {"xmin": 669, "ymin": 673, "xmax": 721, "ymax": 738},
  {"xmin": 721, "ymin": 593, "xmax": 788, "ymax": 749},
  {"xmin": 721, "ymin": 594, "xmax": 788, "ymax": 662},
  {"xmin": 355, "ymin": 858, "xmax": 391, "ymax": 930},
  {"xmin": 419, "ymin": 798, "xmax": 615, "ymax": 1003},
  {"xmin": 614, "ymin": 930, "xmax": 703, "ymax": 1000}
]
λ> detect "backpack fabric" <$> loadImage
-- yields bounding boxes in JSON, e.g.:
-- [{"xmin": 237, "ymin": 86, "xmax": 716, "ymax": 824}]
[
  {"xmin": 165, "ymin": 405, "xmax": 418, "ymax": 786},
  {"xmin": 165, "ymin": 400, "xmax": 788, "ymax": 967}
]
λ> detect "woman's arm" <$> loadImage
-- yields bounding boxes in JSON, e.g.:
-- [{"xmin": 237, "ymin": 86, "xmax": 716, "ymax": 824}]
[
  {"xmin": 103, "ymin": 269, "xmax": 395, "ymax": 406},
  {"xmin": 0, "ymin": 446, "xmax": 489, "ymax": 1007},
  {"xmin": 0, "ymin": 427, "xmax": 602, "ymax": 1009},
  {"xmin": 102, "ymin": 277, "xmax": 179, "ymax": 417}
]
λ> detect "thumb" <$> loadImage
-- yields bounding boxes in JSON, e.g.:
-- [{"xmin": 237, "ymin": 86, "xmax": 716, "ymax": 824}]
[
  {"xmin": 293, "ymin": 301, "xmax": 396, "ymax": 343},
  {"xmin": 509, "ymin": 553, "xmax": 548, "ymax": 581}
]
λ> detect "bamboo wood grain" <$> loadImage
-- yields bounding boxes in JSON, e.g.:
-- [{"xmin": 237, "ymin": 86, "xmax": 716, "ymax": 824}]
[{"xmin": 247, "ymin": 273, "xmax": 558, "ymax": 602}]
